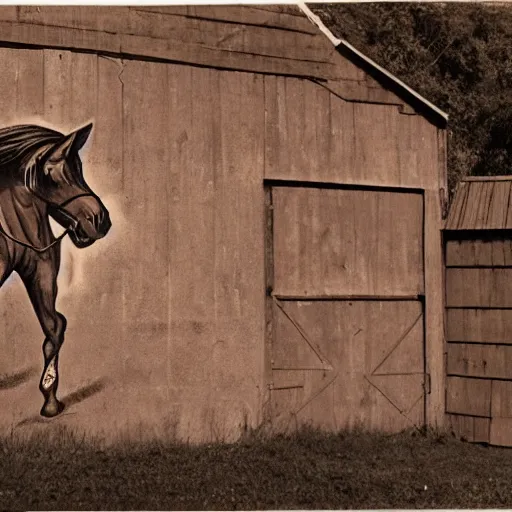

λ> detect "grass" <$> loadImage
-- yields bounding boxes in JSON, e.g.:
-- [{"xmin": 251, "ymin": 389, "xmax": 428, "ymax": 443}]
[{"xmin": 1, "ymin": 425, "xmax": 512, "ymax": 510}]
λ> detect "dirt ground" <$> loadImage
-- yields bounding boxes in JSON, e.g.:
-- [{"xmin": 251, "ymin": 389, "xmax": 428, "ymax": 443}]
[{"xmin": 1, "ymin": 426, "xmax": 511, "ymax": 510}]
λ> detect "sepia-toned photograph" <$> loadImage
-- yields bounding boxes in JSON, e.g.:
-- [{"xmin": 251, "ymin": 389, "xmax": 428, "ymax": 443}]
[{"xmin": 0, "ymin": 1, "xmax": 511, "ymax": 509}]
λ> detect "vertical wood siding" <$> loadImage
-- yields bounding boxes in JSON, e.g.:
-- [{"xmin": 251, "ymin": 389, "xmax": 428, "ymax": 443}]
[
  {"xmin": 264, "ymin": 76, "xmax": 439, "ymax": 191},
  {"xmin": 0, "ymin": 45, "xmax": 445, "ymax": 441},
  {"xmin": 272, "ymin": 186, "xmax": 424, "ymax": 297},
  {"xmin": 0, "ymin": 50, "xmax": 266, "ymax": 441}
]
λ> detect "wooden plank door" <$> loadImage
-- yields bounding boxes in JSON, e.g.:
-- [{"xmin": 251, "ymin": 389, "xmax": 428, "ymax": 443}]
[{"xmin": 266, "ymin": 184, "xmax": 427, "ymax": 432}]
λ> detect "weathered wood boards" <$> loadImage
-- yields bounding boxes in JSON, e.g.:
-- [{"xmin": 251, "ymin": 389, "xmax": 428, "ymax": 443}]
[
  {"xmin": 0, "ymin": 49, "xmax": 267, "ymax": 441},
  {"xmin": 264, "ymin": 76, "xmax": 439, "ymax": 189},
  {"xmin": 446, "ymin": 179, "xmax": 512, "ymax": 231},
  {"xmin": 270, "ymin": 299, "xmax": 425, "ymax": 432},
  {"xmin": 269, "ymin": 185, "xmax": 426, "ymax": 433},
  {"xmin": 0, "ymin": 6, "xmax": 447, "ymax": 441},
  {"xmin": 447, "ymin": 309, "xmax": 512, "ymax": 344},
  {"xmin": 0, "ymin": 6, "xmax": 338, "ymax": 83},
  {"xmin": 446, "ymin": 268, "xmax": 512, "ymax": 308},
  {"xmin": 445, "ymin": 178, "xmax": 512, "ymax": 445},
  {"xmin": 446, "ymin": 414, "xmax": 489, "ymax": 443},
  {"xmin": 0, "ymin": 5, "xmax": 438, "ymax": 114},
  {"xmin": 272, "ymin": 186, "xmax": 424, "ymax": 297},
  {"xmin": 446, "ymin": 238, "xmax": 512, "ymax": 267}
]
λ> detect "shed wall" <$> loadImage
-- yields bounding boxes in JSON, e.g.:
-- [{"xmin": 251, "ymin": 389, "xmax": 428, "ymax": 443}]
[{"xmin": 446, "ymin": 234, "xmax": 512, "ymax": 446}]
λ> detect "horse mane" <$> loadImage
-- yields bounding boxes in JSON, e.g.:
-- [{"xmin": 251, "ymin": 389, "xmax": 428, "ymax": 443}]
[
  {"xmin": 0, "ymin": 124, "xmax": 65, "ymax": 190},
  {"xmin": 0, "ymin": 125, "xmax": 63, "ymax": 169}
]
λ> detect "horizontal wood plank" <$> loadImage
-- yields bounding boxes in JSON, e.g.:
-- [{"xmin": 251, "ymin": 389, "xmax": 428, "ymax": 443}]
[
  {"xmin": 446, "ymin": 414, "xmax": 489, "ymax": 443},
  {"xmin": 446, "ymin": 268, "xmax": 512, "ymax": 307},
  {"xmin": 128, "ymin": 6, "xmax": 189, "ymax": 16},
  {"xmin": 273, "ymin": 294, "xmax": 422, "ymax": 301},
  {"xmin": 447, "ymin": 343, "xmax": 512, "ymax": 379},
  {"xmin": 19, "ymin": 7, "xmax": 328, "ymax": 62},
  {"xmin": 446, "ymin": 376, "xmax": 491, "ymax": 417},
  {"xmin": 250, "ymin": 5, "xmax": 305, "ymax": 16},
  {"xmin": 184, "ymin": 5, "xmax": 318, "ymax": 34},
  {"xmin": 0, "ymin": 19, "xmax": 122, "ymax": 53},
  {"xmin": 19, "ymin": 5, "xmax": 317, "ymax": 36},
  {"xmin": 326, "ymin": 78, "xmax": 403, "ymax": 106},
  {"xmin": 446, "ymin": 239, "xmax": 512, "ymax": 267},
  {"xmin": 0, "ymin": 19, "xmax": 339, "ymax": 80},
  {"xmin": 447, "ymin": 309, "xmax": 512, "ymax": 343}
]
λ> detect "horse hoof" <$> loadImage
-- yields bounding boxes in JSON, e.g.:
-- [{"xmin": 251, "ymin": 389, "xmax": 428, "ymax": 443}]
[{"xmin": 40, "ymin": 400, "xmax": 65, "ymax": 418}]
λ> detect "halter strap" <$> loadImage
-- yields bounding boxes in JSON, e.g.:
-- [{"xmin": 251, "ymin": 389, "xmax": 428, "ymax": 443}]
[
  {"xmin": 0, "ymin": 192, "xmax": 95, "ymax": 253},
  {"xmin": 0, "ymin": 224, "xmax": 69, "ymax": 253},
  {"xmin": 57, "ymin": 192, "xmax": 95, "ymax": 209}
]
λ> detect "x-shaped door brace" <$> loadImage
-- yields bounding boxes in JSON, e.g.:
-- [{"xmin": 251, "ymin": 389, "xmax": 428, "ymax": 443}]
[{"xmin": 271, "ymin": 297, "xmax": 428, "ymax": 426}]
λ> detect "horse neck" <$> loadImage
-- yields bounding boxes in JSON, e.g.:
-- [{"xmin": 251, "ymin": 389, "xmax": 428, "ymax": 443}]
[{"xmin": 0, "ymin": 180, "xmax": 50, "ymax": 247}]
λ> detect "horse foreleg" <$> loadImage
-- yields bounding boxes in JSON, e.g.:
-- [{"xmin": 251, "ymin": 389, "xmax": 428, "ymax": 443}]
[
  {"xmin": 19, "ymin": 260, "xmax": 66, "ymax": 417},
  {"xmin": 38, "ymin": 313, "xmax": 67, "ymax": 417}
]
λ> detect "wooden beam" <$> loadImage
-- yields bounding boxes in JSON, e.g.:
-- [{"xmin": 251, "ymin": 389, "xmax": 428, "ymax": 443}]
[
  {"xmin": 0, "ymin": 19, "xmax": 338, "ymax": 80},
  {"xmin": 424, "ymin": 189, "xmax": 446, "ymax": 428}
]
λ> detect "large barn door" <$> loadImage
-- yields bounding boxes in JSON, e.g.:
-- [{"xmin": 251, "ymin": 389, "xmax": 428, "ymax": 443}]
[{"xmin": 265, "ymin": 183, "xmax": 427, "ymax": 432}]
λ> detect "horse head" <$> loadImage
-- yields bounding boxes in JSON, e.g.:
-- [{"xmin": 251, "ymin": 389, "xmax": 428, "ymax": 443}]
[{"xmin": 29, "ymin": 123, "xmax": 111, "ymax": 248}]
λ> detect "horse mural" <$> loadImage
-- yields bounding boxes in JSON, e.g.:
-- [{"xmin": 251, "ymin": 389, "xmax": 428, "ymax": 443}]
[{"xmin": 0, "ymin": 123, "xmax": 111, "ymax": 417}]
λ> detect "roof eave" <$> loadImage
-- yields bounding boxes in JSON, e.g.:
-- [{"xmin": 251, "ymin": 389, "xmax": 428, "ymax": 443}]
[{"xmin": 298, "ymin": 2, "xmax": 449, "ymax": 128}]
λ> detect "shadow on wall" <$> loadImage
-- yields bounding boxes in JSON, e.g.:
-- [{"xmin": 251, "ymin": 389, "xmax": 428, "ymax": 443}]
[
  {"xmin": 0, "ymin": 367, "xmax": 39, "ymax": 390},
  {"xmin": 62, "ymin": 378, "xmax": 108, "ymax": 408},
  {"xmin": 15, "ymin": 377, "xmax": 109, "ymax": 428}
]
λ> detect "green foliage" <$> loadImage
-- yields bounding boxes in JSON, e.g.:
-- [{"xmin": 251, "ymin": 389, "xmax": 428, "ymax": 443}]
[{"xmin": 311, "ymin": 2, "xmax": 512, "ymax": 193}]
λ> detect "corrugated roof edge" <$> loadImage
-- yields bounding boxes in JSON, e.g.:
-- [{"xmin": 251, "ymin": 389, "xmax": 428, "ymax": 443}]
[{"xmin": 298, "ymin": 2, "xmax": 449, "ymax": 128}]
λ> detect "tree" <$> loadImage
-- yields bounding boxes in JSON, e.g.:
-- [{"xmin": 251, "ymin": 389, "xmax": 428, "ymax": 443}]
[{"xmin": 311, "ymin": 2, "xmax": 512, "ymax": 194}]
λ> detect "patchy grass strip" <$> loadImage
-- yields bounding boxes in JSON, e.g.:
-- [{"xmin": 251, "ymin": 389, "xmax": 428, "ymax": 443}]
[{"xmin": 0, "ymin": 426, "xmax": 511, "ymax": 510}]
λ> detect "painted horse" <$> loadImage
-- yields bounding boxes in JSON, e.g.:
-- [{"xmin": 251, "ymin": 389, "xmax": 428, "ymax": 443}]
[{"xmin": 0, "ymin": 123, "xmax": 111, "ymax": 417}]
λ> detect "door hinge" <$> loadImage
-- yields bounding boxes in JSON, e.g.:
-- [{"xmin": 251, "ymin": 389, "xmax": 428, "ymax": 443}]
[{"xmin": 424, "ymin": 373, "xmax": 431, "ymax": 394}]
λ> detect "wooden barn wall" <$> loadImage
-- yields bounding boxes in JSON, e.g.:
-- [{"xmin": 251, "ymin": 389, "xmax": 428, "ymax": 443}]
[
  {"xmin": 0, "ymin": 48, "xmax": 266, "ymax": 442},
  {"xmin": 0, "ymin": 5, "xmax": 417, "ymax": 109},
  {"xmin": 0, "ymin": 42, "xmax": 446, "ymax": 438},
  {"xmin": 264, "ymin": 75, "xmax": 446, "ymax": 428},
  {"xmin": 0, "ymin": 7, "xmax": 360, "ymax": 82},
  {"xmin": 445, "ymin": 235, "xmax": 512, "ymax": 445}
]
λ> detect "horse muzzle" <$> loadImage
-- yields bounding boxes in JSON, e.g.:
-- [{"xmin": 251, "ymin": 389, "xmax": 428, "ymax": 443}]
[{"xmin": 49, "ymin": 194, "xmax": 111, "ymax": 249}]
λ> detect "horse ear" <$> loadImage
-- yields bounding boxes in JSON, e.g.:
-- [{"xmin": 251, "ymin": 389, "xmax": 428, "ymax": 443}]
[{"xmin": 47, "ymin": 123, "xmax": 93, "ymax": 160}]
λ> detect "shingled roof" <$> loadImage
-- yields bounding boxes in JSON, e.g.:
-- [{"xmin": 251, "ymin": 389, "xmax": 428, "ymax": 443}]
[{"xmin": 445, "ymin": 177, "xmax": 512, "ymax": 231}]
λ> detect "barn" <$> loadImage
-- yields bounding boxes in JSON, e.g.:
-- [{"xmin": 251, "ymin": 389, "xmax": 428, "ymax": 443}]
[
  {"xmin": 0, "ymin": 4, "xmax": 448, "ymax": 442},
  {"xmin": 445, "ymin": 176, "xmax": 512, "ymax": 447}
]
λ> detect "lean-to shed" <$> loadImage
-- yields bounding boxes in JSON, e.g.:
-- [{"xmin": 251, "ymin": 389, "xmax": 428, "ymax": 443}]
[
  {"xmin": 445, "ymin": 176, "xmax": 512, "ymax": 446},
  {"xmin": 0, "ymin": 4, "xmax": 448, "ymax": 442}
]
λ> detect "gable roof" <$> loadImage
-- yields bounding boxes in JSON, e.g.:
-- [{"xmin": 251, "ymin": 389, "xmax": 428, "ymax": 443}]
[
  {"xmin": 0, "ymin": 4, "xmax": 448, "ymax": 127},
  {"xmin": 298, "ymin": 3, "xmax": 448, "ymax": 128},
  {"xmin": 445, "ymin": 177, "xmax": 512, "ymax": 231}
]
